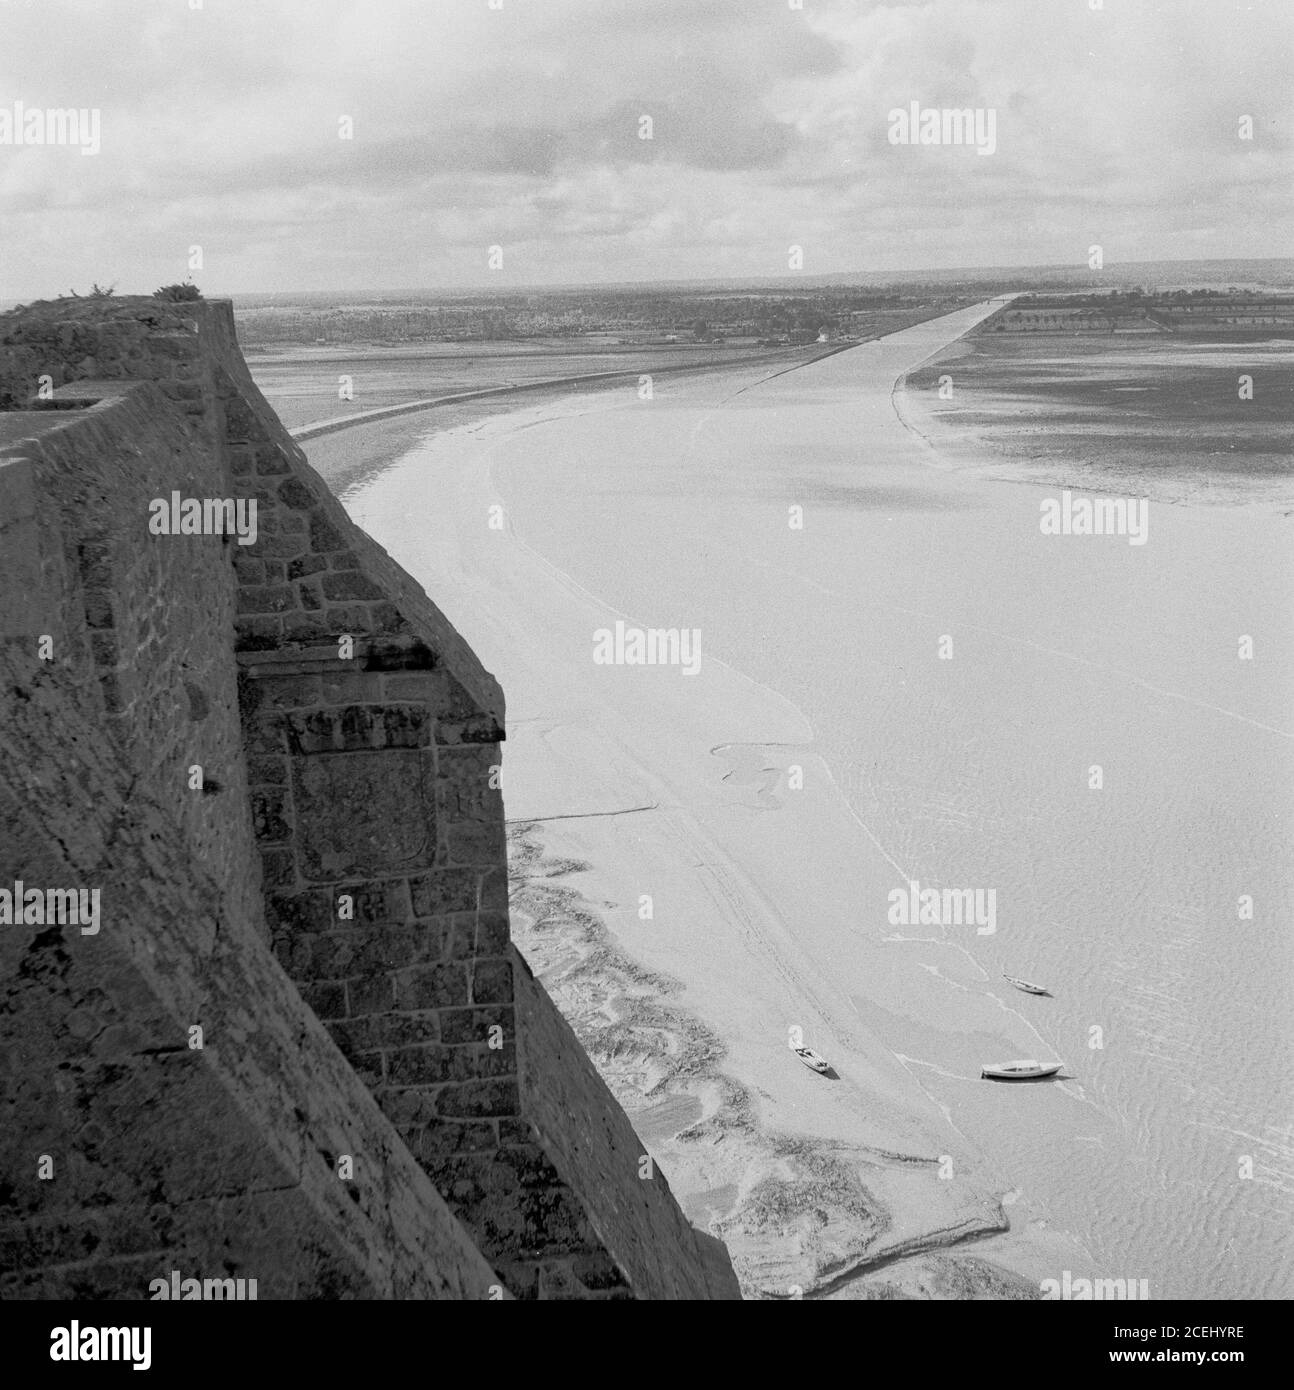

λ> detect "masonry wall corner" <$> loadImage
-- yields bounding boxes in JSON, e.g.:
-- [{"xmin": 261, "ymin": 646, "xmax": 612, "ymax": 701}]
[{"xmin": 0, "ymin": 294, "xmax": 741, "ymax": 1301}]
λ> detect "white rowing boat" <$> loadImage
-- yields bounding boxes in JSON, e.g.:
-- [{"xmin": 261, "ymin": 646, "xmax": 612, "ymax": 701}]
[
  {"xmin": 1003, "ymin": 973, "xmax": 1050, "ymax": 995},
  {"xmin": 981, "ymin": 1059, "xmax": 1062, "ymax": 1080},
  {"xmin": 791, "ymin": 1045, "xmax": 831, "ymax": 1074}
]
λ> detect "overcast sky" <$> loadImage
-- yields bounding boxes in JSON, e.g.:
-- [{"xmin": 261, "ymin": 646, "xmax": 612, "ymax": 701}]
[{"xmin": 2, "ymin": 0, "xmax": 1290, "ymax": 298}]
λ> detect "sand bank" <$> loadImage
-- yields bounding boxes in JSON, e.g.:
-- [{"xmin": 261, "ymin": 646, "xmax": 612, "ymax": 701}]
[{"xmin": 333, "ymin": 303, "xmax": 1294, "ymax": 1299}]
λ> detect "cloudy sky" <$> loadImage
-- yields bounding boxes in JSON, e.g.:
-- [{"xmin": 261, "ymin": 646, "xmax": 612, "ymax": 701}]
[{"xmin": 2, "ymin": 0, "xmax": 1290, "ymax": 297}]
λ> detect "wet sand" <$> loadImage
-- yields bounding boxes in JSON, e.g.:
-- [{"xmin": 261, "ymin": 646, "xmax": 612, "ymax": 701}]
[
  {"xmin": 897, "ymin": 332, "xmax": 1294, "ymax": 510},
  {"xmin": 328, "ymin": 302, "xmax": 1294, "ymax": 1299}
]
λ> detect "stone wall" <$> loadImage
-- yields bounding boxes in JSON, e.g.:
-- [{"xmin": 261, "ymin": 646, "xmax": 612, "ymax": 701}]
[
  {"xmin": 0, "ymin": 294, "xmax": 740, "ymax": 1300},
  {"xmin": 0, "ymin": 390, "xmax": 500, "ymax": 1300}
]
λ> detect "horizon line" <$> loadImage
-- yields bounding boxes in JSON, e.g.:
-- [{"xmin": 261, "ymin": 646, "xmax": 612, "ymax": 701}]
[{"xmin": 5, "ymin": 253, "xmax": 1292, "ymax": 309}]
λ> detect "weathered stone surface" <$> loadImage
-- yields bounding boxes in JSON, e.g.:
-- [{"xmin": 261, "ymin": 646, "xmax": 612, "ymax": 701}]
[
  {"xmin": 292, "ymin": 751, "xmax": 435, "ymax": 879},
  {"xmin": 0, "ymin": 665, "xmax": 499, "ymax": 1301},
  {"xmin": 0, "ymin": 293, "xmax": 740, "ymax": 1302},
  {"xmin": 410, "ymin": 867, "xmax": 478, "ymax": 917},
  {"xmin": 393, "ymin": 963, "xmax": 470, "ymax": 1012},
  {"xmin": 471, "ymin": 959, "xmax": 514, "ymax": 1005}
]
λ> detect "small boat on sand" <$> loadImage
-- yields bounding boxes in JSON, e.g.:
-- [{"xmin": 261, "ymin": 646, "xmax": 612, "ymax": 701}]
[
  {"xmin": 1003, "ymin": 973, "xmax": 1050, "ymax": 996},
  {"xmin": 791, "ymin": 1045, "xmax": 831, "ymax": 1074},
  {"xmin": 981, "ymin": 1059, "xmax": 1062, "ymax": 1081}
]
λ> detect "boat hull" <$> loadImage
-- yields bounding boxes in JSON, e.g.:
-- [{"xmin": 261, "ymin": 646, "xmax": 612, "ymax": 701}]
[{"xmin": 792, "ymin": 1047, "xmax": 830, "ymax": 1074}]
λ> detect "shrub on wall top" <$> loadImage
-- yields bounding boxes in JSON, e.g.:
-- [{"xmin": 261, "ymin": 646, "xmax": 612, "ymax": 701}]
[{"xmin": 154, "ymin": 283, "xmax": 203, "ymax": 302}]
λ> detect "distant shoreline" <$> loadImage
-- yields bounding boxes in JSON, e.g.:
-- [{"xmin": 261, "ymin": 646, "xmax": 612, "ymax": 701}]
[{"xmin": 285, "ymin": 341, "xmax": 856, "ymax": 443}]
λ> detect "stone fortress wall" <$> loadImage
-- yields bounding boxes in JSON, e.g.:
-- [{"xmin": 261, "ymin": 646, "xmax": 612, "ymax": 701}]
[{"xmin": 0, "ymin": 295, "xmax": 739, "ymax": 1301}]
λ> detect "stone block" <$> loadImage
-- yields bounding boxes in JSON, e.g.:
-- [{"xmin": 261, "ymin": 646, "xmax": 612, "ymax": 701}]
[
  {"xmin": 264, "ymin": 890, "xmax": 333, "ymax": 934},
  {"xmin": 346, "ymin": 973, "xmax": 394, "ymax": 1017},
  {"xmin": 439, "ymin": 1005, "xmax": 513, "ymax": 1046},
  {"xmin": 393, "ymin": 962, "xmax": 468, "ymax": 1011},
  {"xmin": 236, "ymin": 585, "xmax": 297, "ymax": 615},
  {"xmin": 386, "ymin": 1045, "xmax": 473, "ymax": 1087},
  {"xmin": 471, "ymin": 959, "xmax": 513, "ymax": 1005},
  {"xmin": 277, "ymin": 477, "xmax": 316, "ymax": 510},
  {"xmin": 329, "ymin": 1011, "xmax": 440, "ymax": 1054},
  {"xmin": 435, "ymin": 1079, "xmax": 519, "ymax": 1120},
  {"xmin": 250, "ymin": 788, "xmax": 291, "ymax": 843},
  {"xmin": 409, "ymin": 867, "xmax": 478, "ymax": 917},
  {"xmin": 309, "ymin": 510, "xmax": 347, "ymax": 552},
  {"xmin": 287, "ymin": 554, "xmax": 327, "ymax": 581},
  {"xmin": 322, "ymin": 571, "xmax": 386, "ymax": 602},
  {"xmin": 445, "ymin": 817, "xmax": 505, "ymax": 865},
  {"xmin": 475, "ymin": 912, "xmax": 511, "ymax": 955},
  {"xmin": 291, "ymin": 749, "xmax": 436, "ymax": 880}
]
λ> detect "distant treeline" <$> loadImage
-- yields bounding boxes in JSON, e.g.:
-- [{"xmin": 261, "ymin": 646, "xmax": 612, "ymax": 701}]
[
  {"xmin": 986, "ymin": 287, "xmax": 1294, "ymax": 335},
  {"xmin": 1022, "ymin": 288, "xmax": 1294, "ymax": 309},
  {"xmin": 235, "ymin": 288, "xmax": 970, "ymax": 347}
]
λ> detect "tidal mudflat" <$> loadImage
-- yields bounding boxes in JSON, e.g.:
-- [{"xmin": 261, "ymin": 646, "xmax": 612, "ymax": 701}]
[
  {"xmin": 898, "ymin": 331, "xmax": 1294, "ymax": 509},
  {"xmin": 334, "ymin": 301, "xmax": 1293, "ymax": 1298}
]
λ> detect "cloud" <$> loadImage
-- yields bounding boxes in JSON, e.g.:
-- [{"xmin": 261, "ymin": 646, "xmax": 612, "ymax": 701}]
[{"xmin": 1, "ymin": 0, "xmax": 1290, "ymax": 295}]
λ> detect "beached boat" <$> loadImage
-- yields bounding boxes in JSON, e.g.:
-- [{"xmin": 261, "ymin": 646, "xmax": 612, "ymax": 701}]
[
  {"xmin": 981, "ymin": 1059, "xmax": 1062, "ymax": 1080},
  {"xmin": 1003, "ymin": 973, "xmax": 1050, "ymax": 995},
  {"xmin": 791, "ymin": 1045, "xmax": 831, "ymax": 1074}
]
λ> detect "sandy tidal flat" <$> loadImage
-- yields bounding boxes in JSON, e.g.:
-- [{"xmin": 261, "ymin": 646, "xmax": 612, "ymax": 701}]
[
  {"xmin": 898, "ymin": 332, "xmax": 1294, "ymax": 510},
  {"xmin": 337, "ymin": 302, "xmax": 1294, "ymax": 1299}
]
